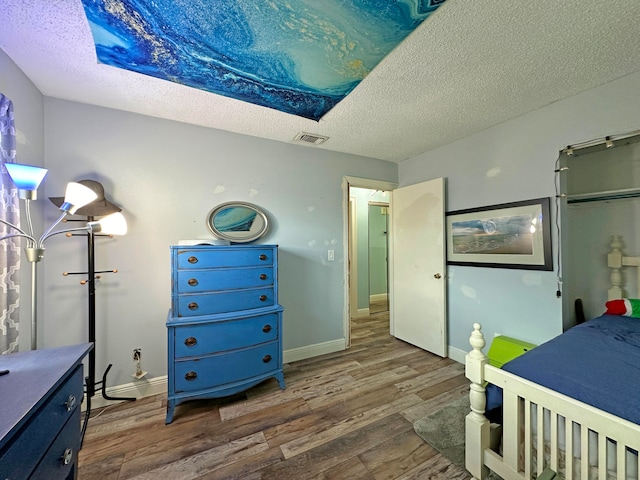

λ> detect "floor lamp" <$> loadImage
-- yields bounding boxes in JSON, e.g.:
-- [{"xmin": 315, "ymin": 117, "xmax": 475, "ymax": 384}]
[{"xmin": 0, "ymin": 164, "xmax": 127, "ymax": 350}]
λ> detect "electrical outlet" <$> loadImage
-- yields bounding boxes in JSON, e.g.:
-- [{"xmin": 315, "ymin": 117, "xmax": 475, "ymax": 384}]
[
  {"xmin": 132, "ymin": 348, "xmax": 147, "ymax": 379},
  {"xmin": 328, "ymin": 250, "xmax": 334, "ymax": 261}
]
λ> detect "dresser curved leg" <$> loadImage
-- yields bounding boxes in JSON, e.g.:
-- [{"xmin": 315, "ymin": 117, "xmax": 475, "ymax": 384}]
[
  {"xmin": 275, "ymin": 371, "xmax": 285, "ymax": 390},
  {"xmin": 166, "ymin": 400, "xmax": 176, "ymax": 424}
]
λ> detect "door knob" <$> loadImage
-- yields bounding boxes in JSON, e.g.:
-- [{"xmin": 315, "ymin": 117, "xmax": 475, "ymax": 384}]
[{"xmin": 434, "ymin": 273, "xmax": 442, "ymax": 279}]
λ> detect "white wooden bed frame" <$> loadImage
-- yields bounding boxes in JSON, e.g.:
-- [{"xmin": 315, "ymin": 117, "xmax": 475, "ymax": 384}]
[{"xmin": 465, "ymin": 234, "xmax": 640, "ymax": 480}]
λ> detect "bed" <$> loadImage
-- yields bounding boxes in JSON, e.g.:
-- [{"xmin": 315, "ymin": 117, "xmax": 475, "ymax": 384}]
[{"xmin": 465, "ymin": 234, "xmax": 640, "ymax": 480}]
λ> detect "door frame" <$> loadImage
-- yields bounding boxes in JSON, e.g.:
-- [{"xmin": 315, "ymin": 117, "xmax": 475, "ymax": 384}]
[{"xmin": 342, "ymin": 176, "xmax": 398, "ymax": 347}]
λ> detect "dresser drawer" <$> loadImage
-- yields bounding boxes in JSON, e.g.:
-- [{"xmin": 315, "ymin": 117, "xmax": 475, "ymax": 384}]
[
  {"xmin": 176, "ymin": 266, "xmax": 273, "ymax": 293},
  {"xmin": 174, "ymin": 342, "xmax": 280, "ymax": 393},
  {"xmin": 173, "ymin": 313, "xmax": 279, "ymax": 358},
  {"xmin": 175, "ymin": 287, "xmax": 275, "ymax": 317},
  {"xmin": 0, "ymin": 365, "xmax": 83, "ymax": 480},
  {"xmin": 30, "ymin": 407, "xmax": 80, "ymax": 480},
  {"xmin": 176, "ymin": 248, "xmax": 273, "ymax": 269}
]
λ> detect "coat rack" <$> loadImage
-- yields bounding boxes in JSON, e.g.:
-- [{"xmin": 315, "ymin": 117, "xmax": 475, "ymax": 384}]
[
  {"xmin": 50, "ymin": 180, "xmax": 134, "ymax": 442},
  {"xmin": 62, "ymin": 218, "xmax": 134, "ymax": 400}
]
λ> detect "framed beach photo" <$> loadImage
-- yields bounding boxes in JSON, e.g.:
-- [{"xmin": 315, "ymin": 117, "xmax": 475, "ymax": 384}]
[
  {"xmin": 206, "ymin": 201, "xmax": 269, "ymax": 243},
  {"xmin": 446, "ymin": 198, "xmax": 552, "ymax": 270}
]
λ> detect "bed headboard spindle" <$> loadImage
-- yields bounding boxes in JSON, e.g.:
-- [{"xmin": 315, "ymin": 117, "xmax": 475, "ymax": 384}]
[{"xmin": 608, "ymin": 234, "xmax": 640, "ymax": 299}]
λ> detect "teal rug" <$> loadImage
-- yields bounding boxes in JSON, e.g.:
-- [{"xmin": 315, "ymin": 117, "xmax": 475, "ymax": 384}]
[
  {"xmin": 414, "ymin": 395, "xmax": 469, "ymax": 468},
  {"xmin": 413, "ymin": 395, "xmax": 502, "ymax": 479}
]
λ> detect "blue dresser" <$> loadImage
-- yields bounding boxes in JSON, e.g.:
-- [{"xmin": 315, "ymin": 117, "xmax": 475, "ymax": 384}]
[
  {"xmin": 0, "ymin": 343, "xmax": 92, "ymax": 480},
  {"xmin": 166, "ymin": 244, "xmax": 285, "ymax": 424}
]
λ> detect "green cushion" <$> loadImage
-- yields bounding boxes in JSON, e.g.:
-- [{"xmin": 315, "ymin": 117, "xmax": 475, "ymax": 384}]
[{"xmin": 487, "ymin": 335, "xmax": 537, "ymax": 368}]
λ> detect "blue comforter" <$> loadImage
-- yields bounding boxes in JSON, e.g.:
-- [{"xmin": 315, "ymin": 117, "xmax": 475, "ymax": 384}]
[{"xmin": 486, "ymin": 315, "xmax": 640, "ymax": 425}]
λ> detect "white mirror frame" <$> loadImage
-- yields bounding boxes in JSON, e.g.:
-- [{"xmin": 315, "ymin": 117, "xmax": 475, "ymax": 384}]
[{"xmin": 206, "ymin": 201, "xmax": 269, "ymax": 243}]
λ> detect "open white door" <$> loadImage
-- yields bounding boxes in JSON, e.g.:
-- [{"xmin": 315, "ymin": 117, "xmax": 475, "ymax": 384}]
[{"xmin": 389, "ymin": 177, "xmax": 447, "ymax": 356}]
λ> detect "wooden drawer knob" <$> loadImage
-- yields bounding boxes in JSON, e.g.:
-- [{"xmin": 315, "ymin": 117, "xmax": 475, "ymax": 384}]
[
  {"xmin": 262, "ymin": 355, "xmax": 272, "ymax": 363},
  {"xmin": 262, "ymin": 324, "xmax": 272, "ymax": 333},
  {"xmin": 187, "ymin": 256, "xmax": 198, "ymax": 264},
  {"xmin": 185, "ymin": 371, "xmax": 198, "ymax": 381},
  {"xmin": 188, "ymin": 278, "xmax": 198, "ymax": 286},
  {"xmin": 259, "ymin": 295, "xmax": 267, "ymax": 302},
  {"xmin": 65, "ymin": 394, "xmax": 76, "ymax": 412},
  {"xmin": 259, "ymin": 273, "xmax": 267, "ymax": 280},
  {"xmin": 259, "ymin": 254, "xmax": 267, "ymax": 261},
  {"xmin": 188, "ymin": 302, "xmax": 199, "ymax": 310},
  {"xmin": 184, "ymin": 337, "xmax": 197, "ymax": 347}
]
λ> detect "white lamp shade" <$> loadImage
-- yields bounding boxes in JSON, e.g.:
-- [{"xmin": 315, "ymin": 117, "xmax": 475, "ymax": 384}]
[
  {"xmin": 94, "ymin": 212, "xmax": 127, "ymax": 235},
  {"xmin": 5, "ymin": 164, "xmax": 48, "ymax": 198},
  {"xmin": 61, "ymin": 182, "xmax": 98, "ymax": 214}
]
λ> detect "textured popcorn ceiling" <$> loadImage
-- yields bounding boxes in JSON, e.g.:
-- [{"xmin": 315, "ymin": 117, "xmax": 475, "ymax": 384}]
[{"xmin": 1, "ymin": 0, "xmax": 640, "ymax": 162}]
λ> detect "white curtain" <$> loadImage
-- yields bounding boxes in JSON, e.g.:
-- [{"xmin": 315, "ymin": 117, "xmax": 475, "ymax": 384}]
[{"xmin": 0, "ymin": 93, "xmax": 21, "ymax": 353}]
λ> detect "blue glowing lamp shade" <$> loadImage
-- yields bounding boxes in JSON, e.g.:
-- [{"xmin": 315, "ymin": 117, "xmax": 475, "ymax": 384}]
[{"xmin": 5, "ymin": 163, "xmax": 48, "ymax": 200}]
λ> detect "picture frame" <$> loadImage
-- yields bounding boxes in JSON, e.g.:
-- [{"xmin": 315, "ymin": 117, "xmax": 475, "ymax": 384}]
[
  {"xmin": 206, "ymin": 201, "xmax": 269, "ymax": 243},
  {"xmin": 446, "ymin": 197, "xmax": 552, "ymax": 271}
]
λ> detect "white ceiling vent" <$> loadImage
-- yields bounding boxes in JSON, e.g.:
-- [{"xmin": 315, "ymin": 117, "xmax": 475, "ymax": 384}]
[{"xmin": 293, "ymin": 132, "xmax": 329, "ymax": 145}]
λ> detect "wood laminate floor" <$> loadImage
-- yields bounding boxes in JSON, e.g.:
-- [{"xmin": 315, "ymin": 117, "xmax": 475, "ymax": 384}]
[{"xmin": 78, "ymin": 305, "xmax": 471, "ymax": 479}]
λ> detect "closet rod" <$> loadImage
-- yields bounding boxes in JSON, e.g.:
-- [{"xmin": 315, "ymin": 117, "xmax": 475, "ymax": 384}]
[
  {"xmin": 561, "ymin": 130, "xmax": 640, "ymax": 156},
  {"xmin": 566, "ymin": 187, "xmax": 640, "ymax": 204}
]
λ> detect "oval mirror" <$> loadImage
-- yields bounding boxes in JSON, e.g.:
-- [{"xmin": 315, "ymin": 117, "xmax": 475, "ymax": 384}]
[{"xmin": 206, "ymin": 202, "xmax": 269, "ymax": 243}]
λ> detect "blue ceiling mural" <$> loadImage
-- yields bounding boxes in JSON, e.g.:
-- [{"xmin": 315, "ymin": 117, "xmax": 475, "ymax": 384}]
[{"xmin": 80, "ymin": 0, "xmax": 447, "ymax": 120}]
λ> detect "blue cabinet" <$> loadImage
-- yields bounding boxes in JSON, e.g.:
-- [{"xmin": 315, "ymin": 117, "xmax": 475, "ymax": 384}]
[
  {"xmin": 0, "ymin": 343, "xmax": 92, "ymax": 480},
  {"xmin": 166, "ymin": 244, "xmax": 285, "ymax": 424}
]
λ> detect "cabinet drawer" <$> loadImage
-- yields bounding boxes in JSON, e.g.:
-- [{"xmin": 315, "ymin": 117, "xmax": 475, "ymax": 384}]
[
  {"xmin": 175, "ymin": 287, "xmax": 275, "ymax": 317},
  {"xmin": 176, "ymin": 248, "xmax": 273, "ymax": 269},
  {"xmin": 0, "ymin": 366, "xmax": 83, "ymax": 480},
  {"xmin": 176, "ymin": 266, "xmax": 273, "ymax": 293},
  {"xmin": 175, "ymin": 342, "xmax": 279, "ymax": 393},
  {"xmin": 30, "ymin": 408, "xmax": 80, "ymax": 480},
  {"xmin": 173, "ymin": 313, "xmax": 279, "ymax": 358}
]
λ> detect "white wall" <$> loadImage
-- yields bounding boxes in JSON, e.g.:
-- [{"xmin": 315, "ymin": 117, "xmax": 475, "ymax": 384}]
[
  {"xmin": 399, "ymin": 71, "xmax": 640, "ymax": 354},
  {"xmin": 38, "ymin": 98, "xmax": 397, "ymax": 387},
  {"xmin": 0, "ymin": 49, "xmax": 45, "ymax": 351}
]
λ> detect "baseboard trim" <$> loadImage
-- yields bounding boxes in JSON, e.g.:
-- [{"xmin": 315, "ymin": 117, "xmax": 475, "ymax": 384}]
[
  {"xmin": 447, "ymin": 345, "xmax": 466, "ymax": 364},
  {"xmin": 370, "ymin": 293, "xmax": 388, "ymax": 303},
  {"xmin": 84, "ymin": 375, "xmax": 168, "ymax": 410},
  {"xmin": 283, "ymin": 338, "xmax": 346, "ymax": 363},
  {"xmin": 351, "ymin": 307, "xmax": 370, "ymax": 319}
]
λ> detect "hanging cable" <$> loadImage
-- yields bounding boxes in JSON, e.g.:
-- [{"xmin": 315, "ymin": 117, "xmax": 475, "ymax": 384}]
[{"xmin": 554, "ymin": 154, "xmax": 566, "ymax": 298}]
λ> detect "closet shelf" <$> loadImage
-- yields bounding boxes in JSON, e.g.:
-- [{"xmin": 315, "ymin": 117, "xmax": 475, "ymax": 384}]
[{"xmin": 566, "ymin": 187, "xmax": 640, "ymax": 204}]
